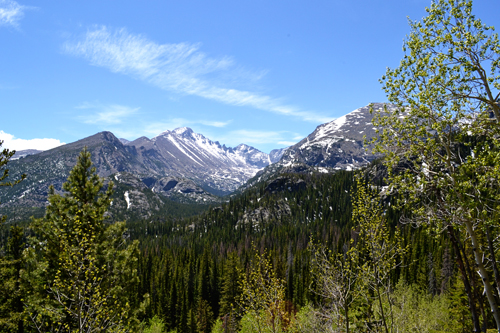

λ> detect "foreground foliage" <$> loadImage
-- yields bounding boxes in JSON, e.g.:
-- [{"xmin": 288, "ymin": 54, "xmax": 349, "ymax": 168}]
[
  {"xmin": 23, "ymin": 148, "xmax": 141, "ymax": 332},
  {"xmin": 2, "ymin": 1, "xmax": 500, "ymax": 332},
  {"xmin": 373, "ymin": 0, "xmax": 500, "ymax": 330}
]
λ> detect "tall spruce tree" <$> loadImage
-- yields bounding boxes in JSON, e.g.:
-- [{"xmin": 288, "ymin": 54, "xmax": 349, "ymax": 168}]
[{"xmin": 26, "ymin": 147, "xmax": 141, "ymax": 332}]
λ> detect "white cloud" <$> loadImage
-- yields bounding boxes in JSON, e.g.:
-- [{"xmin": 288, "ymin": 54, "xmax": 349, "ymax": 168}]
[
  {"xmin": 0, "ymin": 130, "xmax": 65, "ymax": 151},
  {"xmin": 0, "ymin": 0, "xmax": 30, "ymax": 27},
  {"xmin": 77, "ymin": 103, "xmax": 140, "ymax": 124},
  {"xmin": 226, "ymin": 130, "xmax": 286, "ymax": 145},
  {"xmin": 64, "ymin": 26, "xmax": 331, "ymax": 123},
  {"xmin": 198, "ymin": 120, "xmax": 232, "ymax": 128},
  {"xmin": 278, "ymin": 141, "xmax": 297, "ymax": 146}
]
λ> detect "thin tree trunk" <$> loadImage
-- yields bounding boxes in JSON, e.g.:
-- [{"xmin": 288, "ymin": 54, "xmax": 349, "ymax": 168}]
[
  {"xmin": 447, "ymin": 225, "xmax": 482, "ymax": 332},
  {"xmin": 376, "ymin": 285, "xmax": 389, "ymax": 333},
  {"xmin": 345, "ymin": 301, "xmax": 349, "ymax": 333},
  {"xmin": 485, "ymin": 226, "xmax": 500, "ymax": 297},
  {"xmin": 374, "ymin": 265, "xmax": 389, "ymax": 333},
  {"xmin": 464, "ymin": 220, "xmax": 500, "ymax": 332}
]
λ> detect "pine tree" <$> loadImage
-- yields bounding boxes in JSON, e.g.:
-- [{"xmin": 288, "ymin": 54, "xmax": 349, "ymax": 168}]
[
  {"xmin": 0, "ymin": 226, "xmax": 26, "ymax": 332},
  {"xmin": 218, "ymin": 252, "xmax": 242, "ymax": 332},
  {"xmin": 25, "ymin": 147, "xmax": 141, "ymax": 332}
]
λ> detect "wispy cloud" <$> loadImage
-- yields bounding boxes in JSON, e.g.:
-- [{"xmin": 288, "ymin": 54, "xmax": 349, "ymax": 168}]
[
  {"xmin": 225, "ymin": 130, "xmax": 288, "ymax": 145},
  {"xmin": 198, "ymin": 120, "xmax": 232, "ymax": 128},
  {"xmin": 76, "ymin": 103, "xmax": 140, "ymax": 124},
  {"xmin": 0, "ymin": 0, "xmax": 31, "ymax": 27},
  {"xmin": 278, "ymin": 141, "xmax": 297, "ymax": 146},
  {"xmin": 0, "ymin": 130, "xmax": 65, "ymax": 151},
  {"xmin": 63, "ymin": 26, "xmax": 331, "ymax": 123}
]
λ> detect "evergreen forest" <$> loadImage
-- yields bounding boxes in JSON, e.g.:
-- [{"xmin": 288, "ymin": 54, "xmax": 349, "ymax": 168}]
[{"xmin": 2, "ymin": 0, "xmax": 500, "ymax": 332}]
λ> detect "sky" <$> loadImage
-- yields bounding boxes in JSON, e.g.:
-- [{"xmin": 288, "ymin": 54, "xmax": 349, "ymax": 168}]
[{"xmin": 1, "ymin": 0, "xmax": 499, "ymax": 154}]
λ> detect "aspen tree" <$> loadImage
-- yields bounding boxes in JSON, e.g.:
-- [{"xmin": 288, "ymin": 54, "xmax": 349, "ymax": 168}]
[
  {"xmin": 352, "ymin": 177, "xmax": 405, "ymax": 333},
  {"xmin": 239, "ymin": 248, "xmax": 288, "ymax": 333},
  {"xmin": 310, "ymin": 240, "xmax": 360, "ymax": 333},
  {"xmin": 372, "ymin": 0, "xmax": 500, "ymax": 330}
]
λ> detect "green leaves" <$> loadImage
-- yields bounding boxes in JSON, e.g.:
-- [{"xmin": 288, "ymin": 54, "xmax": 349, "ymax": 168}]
[{"xmin": 373, "ymin": 0, "xmax": 500, "ymax": 329}]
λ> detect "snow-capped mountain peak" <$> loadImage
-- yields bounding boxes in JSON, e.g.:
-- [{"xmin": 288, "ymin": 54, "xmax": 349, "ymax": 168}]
[
  {"xmin": 134, "ymin": 127, "xmax": 276, "ymax": 193},
  {"xmin": 279, "ymin": 103, "xmax": 391, "ymax": 170},
  {"xmin": 173, "ymin": 127, "xmax": 194, "ymax": 136}
]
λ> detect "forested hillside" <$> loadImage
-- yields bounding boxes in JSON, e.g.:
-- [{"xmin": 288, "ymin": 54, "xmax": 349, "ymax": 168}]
[
  {"xmin": 0, "ymin": 149, "xmax": 478, "ymax": 332},
  {"xmin": 2, "ymin": 0, "xmax": 500, "ymax": 332}
]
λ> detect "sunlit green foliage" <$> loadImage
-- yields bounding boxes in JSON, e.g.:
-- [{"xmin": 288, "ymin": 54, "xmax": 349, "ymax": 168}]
[
  {"xmin": 372, "ymin": 0, "xmax": 500, "ymax": 330},
  {"xmin": 25, "ymin": 148, "xmax": 142, "ymax": 332}
]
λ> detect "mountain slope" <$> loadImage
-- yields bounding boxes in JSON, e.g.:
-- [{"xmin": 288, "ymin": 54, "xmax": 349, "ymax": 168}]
[
  {"xmin": 280, "ymin": 103, "xmax": 393, "ymax": 170},
  {"xmin": 239, "ymin": 103, "xmax": 393, "ymax": 189},
  {"xmin": 0, "ymin": 128, "xmax": 275, "ymax": 219},
  {"xmin": 125, "ymin": 127, "xmax": 270, "ymax": 195}
]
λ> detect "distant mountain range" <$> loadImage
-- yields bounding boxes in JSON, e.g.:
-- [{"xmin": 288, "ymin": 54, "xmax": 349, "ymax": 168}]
[
  {"xmin": 0, "ymin": 103, "xmax": 389, "ymax": 221},
  {"xmin": 0, "ymin": 127, "xmax": 288, "ymax": 220}
]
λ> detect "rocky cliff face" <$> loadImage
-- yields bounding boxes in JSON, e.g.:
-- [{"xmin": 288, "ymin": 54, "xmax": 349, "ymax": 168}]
[
  {"xmin": 280, "ymin": 103, "xmax": 393, "ymax": 170},
  {"xmin": 239, "ymin": 103, "xmax": 394, "ymax": 189},
  {"xmin": 269, "ymin": 147, "xmax": 288, "ymax": 163}
]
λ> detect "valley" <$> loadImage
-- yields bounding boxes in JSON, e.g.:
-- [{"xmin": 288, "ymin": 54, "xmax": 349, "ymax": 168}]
[{"xmin": 2, "ymin": 0, "xmax": 500, "ymax": 330}]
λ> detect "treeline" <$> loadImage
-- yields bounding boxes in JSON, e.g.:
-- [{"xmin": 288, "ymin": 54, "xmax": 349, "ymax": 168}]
[
  {"xmin": 4, "ymin": 0, "xmax": 500, "ymax": 330},
  {"xmin": 1, "ymin": 148, "xmax": 473, "ymax": 332},
  {"xmin": 126, "ymin": 169, "xmax": 479, "ymax": 332}
]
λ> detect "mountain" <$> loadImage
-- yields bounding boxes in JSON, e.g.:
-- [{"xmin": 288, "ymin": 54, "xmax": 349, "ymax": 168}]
[
  {"xmin": 126, "ymin": 127, "xmax": 271, "ymax": 194},
  {"xmin": 241, "ymin": 103, "xmax": 393, "ymax": 189},
  {"xmin": 279, "ymin": 103, "xmax": 393, "ymax": 170},
  {"xmin": 11, "ymin": 149, "xmax": 43, "ymax": 160},
  {"xmin": 0, "ymin": 128, "xmax": 277, "ymax": 220}
]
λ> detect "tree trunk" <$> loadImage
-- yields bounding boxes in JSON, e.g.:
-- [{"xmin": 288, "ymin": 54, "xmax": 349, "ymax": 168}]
[
  {"xmin": 345, "ymin": 301, "xmax": 349, "ymax": 333},
  {"xmin": 485, "ymin": 226, "xmax": 500, "ymax": 298},
  {"xmin": 447, "ymin": 225, "xmax": 482, "ymax": 332},
  {"xmin": 464, "ymin": 220, "xmax": 500, "ymax": 332}
]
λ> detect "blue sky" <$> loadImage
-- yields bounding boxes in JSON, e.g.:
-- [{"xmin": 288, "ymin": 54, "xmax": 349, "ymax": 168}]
[{"xmin": 1, "ymin": 0, "xmax": 499, "ymax": 153}]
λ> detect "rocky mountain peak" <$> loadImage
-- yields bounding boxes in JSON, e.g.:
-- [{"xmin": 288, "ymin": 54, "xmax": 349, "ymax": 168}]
[
  {"xmin": 173, "ymin": 127, "xmax": 194, "ymax": 136},
  {"xmin": 276, "ymin": 103, "xmax": 393, "ymax": 171}
]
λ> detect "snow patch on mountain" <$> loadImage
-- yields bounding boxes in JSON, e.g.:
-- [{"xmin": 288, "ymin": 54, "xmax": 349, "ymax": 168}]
[{"xmin": 278, "ymin": 103, "xmax": 394, "ymax": 170}]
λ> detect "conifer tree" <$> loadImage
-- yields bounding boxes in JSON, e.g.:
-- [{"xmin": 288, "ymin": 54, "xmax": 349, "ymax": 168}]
[
  {"xmin": 0, "ymin": 226, "xmax": 26, "ymax": 332},
  {"xmin": 26, "ymin": 147, "xmax": 141, "ymax": 332},
  {"xmin": 219, "ymin": 252, "xmax": 242, "ymax": 317}
]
